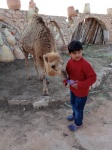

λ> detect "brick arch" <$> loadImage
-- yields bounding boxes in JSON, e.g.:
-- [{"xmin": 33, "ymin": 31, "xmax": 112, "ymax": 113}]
[
  {"xmin": 70, "ymin": 14, "xmax": 109, "ymax": 44},
  {"xmin": 49, "ymin": 21, "xmax": 66, "ymax": 44},
  {"xmin": 75, "ymin": 14, "xmax": 108, "ymax": 31},
  {"xmin": 0, "ymin": 13, "xmax": 24, "ymax": 61},
  {"xmin": 0, "ymin": 13, "xmax": 20, "ymax": 33},
  {"xmin": 47, "ymin": 21, "xmax": 66, "ymax": 49}
]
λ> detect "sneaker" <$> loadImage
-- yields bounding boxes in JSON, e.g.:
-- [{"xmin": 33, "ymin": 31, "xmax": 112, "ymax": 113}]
[
  {"xmin": 66, "ymin": 115, "xmax": 75, "ymax": 121},
  {"xmin": 68, "ymin": 124, "xmax": 80, "ymax": 131}
]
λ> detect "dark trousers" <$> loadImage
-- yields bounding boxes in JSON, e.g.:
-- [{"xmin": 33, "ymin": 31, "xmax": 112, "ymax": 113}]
[{"xmin": 70, "ymin": 91, "xmax": 87, "ymax": 126}]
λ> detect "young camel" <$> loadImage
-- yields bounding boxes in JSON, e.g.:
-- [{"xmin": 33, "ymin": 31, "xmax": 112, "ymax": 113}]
[{"xmin": 20, "ymin": 15, "xmax": 67, "ymax": 96}]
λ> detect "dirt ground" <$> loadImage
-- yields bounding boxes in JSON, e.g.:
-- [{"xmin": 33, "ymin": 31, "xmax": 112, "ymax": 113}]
[{"xmin": 0, "ymin": 45, "xmax": 112, "ymax": 150}]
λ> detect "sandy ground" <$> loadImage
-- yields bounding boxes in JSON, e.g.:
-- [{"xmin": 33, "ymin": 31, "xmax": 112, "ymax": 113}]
[{"xmin": 0, "ymin": 45, "xmax": 112, "ymax": 150}]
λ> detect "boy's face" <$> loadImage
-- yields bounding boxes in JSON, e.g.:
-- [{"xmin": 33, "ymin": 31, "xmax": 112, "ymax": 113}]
[{"xmin": 70, "ymin": 50, "xmax": 82, "ymax": 61}]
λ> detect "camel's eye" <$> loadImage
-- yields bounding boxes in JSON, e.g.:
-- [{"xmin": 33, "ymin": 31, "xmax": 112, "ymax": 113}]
[{"xmin": 51, "ymin": 65, "xmax": 55, "ymax": 69}]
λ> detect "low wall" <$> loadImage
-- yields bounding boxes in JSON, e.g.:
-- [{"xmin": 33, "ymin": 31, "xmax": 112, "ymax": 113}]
[{"xmin": 0, "ymin": 8, "xmax": 112, "ymax": 49}]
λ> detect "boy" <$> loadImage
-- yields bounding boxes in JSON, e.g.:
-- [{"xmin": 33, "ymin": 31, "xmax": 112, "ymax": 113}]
[{"xmin": 63, "ymin": 40, "xmax": 97, "ymax": 131}]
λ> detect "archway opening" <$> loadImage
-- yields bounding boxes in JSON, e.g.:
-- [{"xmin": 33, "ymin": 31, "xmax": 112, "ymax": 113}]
[
  {"xmin": 71, "ymin": 17, "xmax": 108, "ymax": 45},
  {"xmin": 48, "ymin": 21, "xmax": 65, "ymax": 50}
]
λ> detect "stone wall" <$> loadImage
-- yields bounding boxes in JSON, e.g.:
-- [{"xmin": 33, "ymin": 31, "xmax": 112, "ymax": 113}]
[{"xmin": 0, "ymin": 8, "xmax": 112, "ymax": 50}]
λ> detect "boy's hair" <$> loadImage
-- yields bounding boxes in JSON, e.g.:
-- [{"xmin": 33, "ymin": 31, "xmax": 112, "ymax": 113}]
[{"xmin": 68, "ymin": 40, "xmax": 83, "ymax": 53}]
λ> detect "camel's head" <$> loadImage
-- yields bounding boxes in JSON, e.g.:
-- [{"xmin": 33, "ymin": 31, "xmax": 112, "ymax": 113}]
[
  {"xmin": 43, "ymin": 52, "xmax": 67, "ymax": 78},
  {"xmin": 27, "ymin": 6, "xmax": 39, "ymax": 21}
]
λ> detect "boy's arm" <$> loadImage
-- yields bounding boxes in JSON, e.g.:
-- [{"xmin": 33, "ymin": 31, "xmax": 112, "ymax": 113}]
[{"xmin": 77, "ymin": 64, "xmax": 97, "ymax": 89}]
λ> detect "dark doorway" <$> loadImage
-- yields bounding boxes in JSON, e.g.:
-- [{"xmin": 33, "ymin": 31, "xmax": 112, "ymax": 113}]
[{"xmin": 71, "ymin": 18, "xmax": 104, "ymax": 45}]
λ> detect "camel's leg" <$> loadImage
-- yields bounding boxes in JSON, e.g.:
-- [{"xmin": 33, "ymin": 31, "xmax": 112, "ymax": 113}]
[
  {"xmin": 24, "ymin": 52, "xmax": 31, "ymax": 80},
  {"xmin": 33, "ymin": 57, "xmax": 46, "ymax": 82},
  {"xmin": 35, "ymin": 56, "xmax": 46, "ymax": 81},
  {"xmin": 33, "ymin": 55, "xmax": 39, "ymax": 78},
  {"xmin": 42, "ymin": 73, "xmax": 49, "ymax": 96},
  {"xmin": 34, "ymin": 48, "xmax": 49, "ymax": 95},
  {"xmin": 34, "ymin": 60, "xmax": 43, "ymax": 81},
  {"xmin": 46, "ymin": 76, "xmax": 49, "ymax": 84},
  {"xmin": 37, "ymin": 60, "xmax": 49, "ymax": 95}
]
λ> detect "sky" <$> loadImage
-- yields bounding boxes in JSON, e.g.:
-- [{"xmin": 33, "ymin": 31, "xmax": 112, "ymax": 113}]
[{"xmin": 0, "ymin": 0, "xmax": 112, "ymax": 16}]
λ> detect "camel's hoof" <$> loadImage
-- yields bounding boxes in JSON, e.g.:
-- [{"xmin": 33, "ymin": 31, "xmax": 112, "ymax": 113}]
[
  {"xmin": 39, "ymin": 77, "xmax": 43, "ymax": 81},
  {"xmin": 43, "ymin": 92, "xmax": 49, "ymax": 96}
]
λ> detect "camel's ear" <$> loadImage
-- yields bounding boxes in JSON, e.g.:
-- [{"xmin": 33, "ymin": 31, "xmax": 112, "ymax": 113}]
[{"xmin": 43, "ymin": 55, "xmax": 48, "ymax": 62}]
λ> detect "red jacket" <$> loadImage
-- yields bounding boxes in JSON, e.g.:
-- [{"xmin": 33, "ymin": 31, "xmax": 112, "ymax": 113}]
[{"xmin": 66, "ymin": 57, "xmax": 97, "ymax": 97}]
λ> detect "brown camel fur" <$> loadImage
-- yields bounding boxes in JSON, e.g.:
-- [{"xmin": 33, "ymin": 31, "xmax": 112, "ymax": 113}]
[{"xmin": 20, "ymin": 15, "xmax": 67, "ymax": 95}]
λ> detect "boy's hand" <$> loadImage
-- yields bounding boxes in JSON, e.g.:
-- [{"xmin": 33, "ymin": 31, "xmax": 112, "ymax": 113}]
[
  {"xmin": 72, "ymin": 83, "xmax": 78, "ymax": 89},
  {"xmin": 71, "ymin": 81, "xmax": 78, "ymax": 89},
  {"xmin": 63, "ymin": 79, "xmax": 68, "ymax": 87}
]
